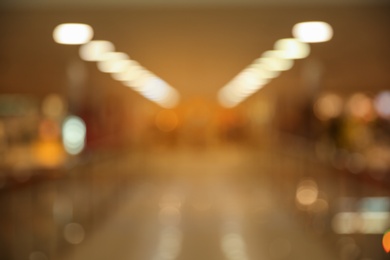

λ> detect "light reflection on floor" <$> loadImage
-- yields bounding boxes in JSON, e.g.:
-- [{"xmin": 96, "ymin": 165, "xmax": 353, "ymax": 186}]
[
  {"xmin": 2, "ymin": 144, "xmax": 389, "ymax": 260},
  {"xmin": 62, "ymin": 146, "xmax": 339, "ymax": 260}
]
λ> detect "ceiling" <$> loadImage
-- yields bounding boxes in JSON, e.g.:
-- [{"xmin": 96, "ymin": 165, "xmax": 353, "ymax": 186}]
[
  {"xmin": 0, "ymin": 6, "xmax": 389, "ymax": 107},
  {"xmin": 1, "ymin": 0, "xmax": 389, "ymax": 8}
]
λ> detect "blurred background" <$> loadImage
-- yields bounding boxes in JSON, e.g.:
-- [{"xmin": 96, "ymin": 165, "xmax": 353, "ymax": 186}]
[{"xmin": 1, "ymin": 0, "xmax": 390, "ymax": 259}]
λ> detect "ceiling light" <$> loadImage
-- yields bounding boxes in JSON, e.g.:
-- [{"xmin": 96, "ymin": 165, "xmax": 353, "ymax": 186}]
[
  {"xmin": 79, "ymin": 40, "xmax": 114, "ymax": 61},
  {"xmin": 53, "ymin": 23, "xmax": 93, "ymax": 45},
  {"xmin": 260, "ymin": 50, "xmax": 294, "ymax": 71},
  {"xmin": 274, "ymin": 38, "xmax": 310, "ymax": 59},
  {"xmin": 293, "ymin": 21, "xmax": 333, "ymax": 43},
  {"xmin": 97, "ymin": 52, "xmax": 129, "ymax": 73}
]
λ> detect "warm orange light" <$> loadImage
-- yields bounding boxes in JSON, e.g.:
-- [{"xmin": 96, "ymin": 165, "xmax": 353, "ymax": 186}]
[
  {"xmin": 347, "ymin": 93, "xmax": 374, "ymax": 120},
  {"xmin": 383, "ymin": 230, "xmax": 390, "ymax": 253},
  {"xmin": 33, "ymin": 141, "xmax": 66, "ymax": 168},
  {"xmin": 314, "ymin": 93, "xmax": 343, "ymax": 121},
  {"xmin": 155, "ymin": 110, "xmax": 179, "ymax": 132},
  {"xmin": 296, "ymin": 179, "xmax": 318, "ymax": 206}
]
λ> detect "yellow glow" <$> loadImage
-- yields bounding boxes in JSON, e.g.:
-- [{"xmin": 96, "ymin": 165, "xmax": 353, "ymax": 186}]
[
  {"xmin": 79, "ymin": 40, "xmax": 115, "ymax": 61},
  {"xmin": 260, "ymin": 50, "xmax": 294, "ymax": 71},
  {"xmin": 33, "ymin": 141, "xmax": 65, "ymax": 168},
  {"xmin": 274, "ymin": 38, "xmax": 310, "ymax": 59},
  {"xmin": 97, "ymin": 52, "xmax": 130, "ymax": 73},
  {"xmin": 293, "ymin": 21, "xmax": 333, "ymax": 43},
  {"xmin": 53, "ymin": 23, "xmax": 93, "ymax": 45}
]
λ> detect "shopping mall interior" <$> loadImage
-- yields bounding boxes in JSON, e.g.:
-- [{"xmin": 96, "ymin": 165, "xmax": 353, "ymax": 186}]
[{"xmin": 1, "ymin": 0, "xmax": 390, "ymax": 259}]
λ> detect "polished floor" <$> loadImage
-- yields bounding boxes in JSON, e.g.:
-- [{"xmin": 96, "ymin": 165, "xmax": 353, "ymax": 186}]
[{"xmin": 1, "ymin": 141, "xmax": 388, "ymax": 260}]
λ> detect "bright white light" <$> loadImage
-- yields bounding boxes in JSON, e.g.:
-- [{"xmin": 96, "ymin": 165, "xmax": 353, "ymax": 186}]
[
  {"xmin": 375, "ymin": 91, "xmax": 390, "ymax": 119},
  {"xmin": 218, "ymin": 69, "xmax": 269, "ymax": 108},
  {"xmin": 97, "ymin": 52, "xmax": 130, "ymax": 73},
  {"xmin": 249, "ymin": 63, "xmax": 281, "ymax": 79},
  {"xmin": 260, "ymin": 50, "xmax": 294, "ymax": 71},
  {"xmin": 236, "ymin": 70, "xmax": 266, "ymax": 89},
  {"xmin": 130, "ymin": 71, "xmax": 154, "ymax": 90},
  {"xmin": 111, "ymin": 61, "xmax": 142, "ymax": 81},
  {"xmin": 332, "ymin": 212, "xmax": 390, "ymax": 234},
  {"xmin": 79, "ymin": 40, "xmax": 115, "ymax": 61},
  {"xmin": 293, "ymin": 21, "xmax": 333, "ymax": 43},
  {"xmin": 62, "ymin": 116, "xmax": 86, "ymax": 155},
  {"xmin": 53, "ymin": 23, "xmax": 93, "ymax": 45},
  {"xmin": 218, "ymin": 85, "xmax": 248, "ymax": 108},
  {"xmin": 140, "ymin": 77, "xmax": 169, "ymax": 102},
  {"xmin": 274, "ymin": 38, "xmax": 310, "ymax": 59},
  {"xmin": 121, "ymin": 69, "xmax": 180, "ymax": 108},
  {"xmin": 218, "ymin": 89, "xmax": 239, "ymax": 108},
  {"xmin": 161, "ymin": 89, "xmax": 180, "ymax": 108}
]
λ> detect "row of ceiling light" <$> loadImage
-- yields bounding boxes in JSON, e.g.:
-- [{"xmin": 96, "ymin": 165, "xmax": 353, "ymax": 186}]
[
  {"xmin": 53, "ymin": 21, "xmax": 333, "ymax": 109},
  {"xmin": 218, "ymin": 21, "xmax": 333, "ymax": 107},
  {"xmin": 53, "ymin": 24, "xmax": 179, "ymax": 108}
]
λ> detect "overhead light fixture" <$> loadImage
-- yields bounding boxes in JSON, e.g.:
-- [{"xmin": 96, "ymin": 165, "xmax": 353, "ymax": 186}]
[
  {"xmin": 218, "ymin": 21, "xmax": 333, "ymax": 108},
  {"xmin": 79, "ymin": 40, "xmax": 115, "ymax": 61},
  {"xmin": 274, "ymin": 38, "xmax": 310, "ymax": 59},
  {"xmin": 97, "ymin": 52, "xmax": 130, "ymax": 73},
  {"xmin": 56, "ymin": 28, "xmax": 181, "ymax": 108},
  {"xmin": 259, "ymin": 50, "xmax": 294, "ymax": 71},
  {"xmin": 293, "ymin": 21, "xmax": 333, "ymax": 43},
  {"xmin": 111, "ymin": 61, "xmax": 143, "ymax": 81},
  {"xmin": 53, "ymin": 23, "xmax": 93, "ymax": 45}
]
